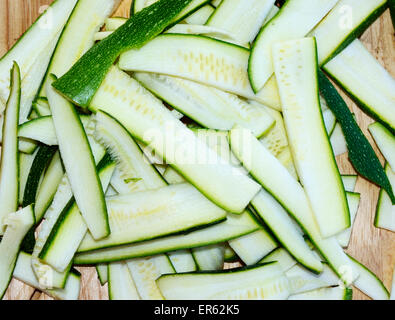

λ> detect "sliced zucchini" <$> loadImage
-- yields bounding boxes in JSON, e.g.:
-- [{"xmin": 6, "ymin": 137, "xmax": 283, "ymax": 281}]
[
  {"xmin": 311, "ymin": 0, "xmax": 387, "ymax": 65},
  {"xmin": 105, "ymin": 17, "xmax": 127, "ymax": 31},
  {"xmin": 369, "ymin": 122, "xmax": 395, "ymax": 171},
  {"xmin": 205, "ymin": 0, "xmax": 275, "ymax": 45},
  {"xmin": 330, "ymin": 122, "xmax": 347, "ymax": 156},
  {"xmin": 89, "ymin": 67, "xmax": 261, "ymax": 214},
  {"xmin": 46, "ymin": 75, "xmax": 109, "ymax": 240},
  {"xmin": 276, "ymin": 146, "xmax": 298, "ymax": 180},
  {"xmin": 13, "ymin": 252, "xmax": 80, "ymax": 300},
  {"xmin": 77, "ymin": 183, "xmax": 227, "ymax": 252},
  {"xmin": 224, "ymin": 244, "xmax": 238, "ymax": 263},
  {"xmin": 273, "ymin": 38, "xmax": 349, "ymax": 237},
  {"xmin": 260, "ymin": 248, "xmax": 297, "ymax": 273},
  {"xmin": 73, "ymin": 211, "xmax": 260, "ymax": 264},
  {"xmin": 336, "ymin": 192, "xmax": 361, "ymax": 248},
  {"xmin": 52, "ymin": 0, "xmax": 196, "ymax": 107},
  {"xmin": 349, "ymin": 255, "xmax": 390, "ymax": 300},
  {"xmin": 374, "ymin": 164, "xmax": 395, "ymax": 232},
  {"xmin": 157, "ymin": 262, "xmax": 290, "ymax": 300},
  {"xmin": 323, "ymin": 109, "xmax": 336, "ymax": 136},
  {"xmin": 0, "ymin": 63, "xmax": 20, "ymax": 234},
  {"xmin": 126, "ymin": 255, "xmax": 175, "ymax": 300},
  {"xmin": 18, "ymin": 151, "xmax": 37, "ymax": 205},
  {"xmin": 248, "ymin": 0, "xmax": 338, "ymax": 92},
  {"xmin": 167, "ymin": 250, "xmax": 197, "ymax": 273},
  {"xmin": 108, "ymin": 262, "xmax": 140, "ymax": 300},
  {"xmin": 134, "ymin": 72, "xmax": 274, "ymax": 137},
  {"xmin": 96, "ymin": 263, "xmax": 108, "ymax": 286},
  {"xmin": 228, "ymin": 229, "xmax": 278, "ymax": 265},
  {"xmin": 341, "ymin": 175, "xmax": 358, "ymax": 192},
  {"xmin": 288, "ymin": 286, "xmax": 352, "ymax": 300},
  {"xmin": 191, "ymin": 244, "xmax": 225, "ymax": 271},
  {"xmin": 166, "ymin": 24, "xmax": 237, "ymax": 40},
  {"xmin": 184, "ymin": 4, "xmax": 215, "ymax": 24},
  {"xmin": 323, "ymin": 39, "xmax": 395, "ymax": 134},
  {"xmin": 32, "ymin": 97, "xmax": 51, "ymax": 117},
  {"xmin": 163, "ymin": 166, "xmax": 186, "ymax": 185}
]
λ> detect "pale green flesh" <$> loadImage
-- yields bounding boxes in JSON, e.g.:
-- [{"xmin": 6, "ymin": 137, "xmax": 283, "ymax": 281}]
[
  {"xmin": 108, "ymin": 262, "xmax": 140, "ymax": 300},
  {"xmin": 260, "ymin": 248, "xmax": 297, "ymax": 273},
  {"xmin": 369, "ymin": 122, "xmax": 395, "ymax": 171},
  {"xmin": 0, "ymin": 63, "xmax": 20, "ymax": 235},
  {"xmin": 192, "ymin": 243, "xmax": 225, "ymax": 271},
  {"xmin": 105, "ymin": 17, "xmax": 127, "ymax": 31},
  {"xmin": 375, "ymin": 164, "xmax": 395, "ymax": 232},
  {"xmin": 126, "ymin": 255, "xmax": 175, "ymax": 300},
  {"xmin": 77, "ymin": 183, "xmax": 227, "ymax": 252},
  {"xmin": 228, "ymin": 229, "xmax": 278, "ymax": 266},
  {"xmin": 288, "ymin": 286, "xmax": 350, "ymax": 300},
  {"xmin": 46, "ymin": 76, "xmax": 109, "ymax": 240},
  {"xmin": 184, "ymin": 4, "xmax": 214, "ymax": 24},
  {"xmin": 18, "ymin": 150, "xmax": 36, "ymax": 205},
  {"xmin": 273, "ymin": 38, "xmax": 350, "ymax": 238},
  {"xmin": 134, "ymin": 72, "xmax": 274, "ymax": 137},
  {"xmin": 167, "ymin": 250, "xmax": 197, "ymax": 273},
  {"xmin": 248, "ymin": 0, "xmax": 339, "ymax": 92},
  {"xmin": 89, "ymin": 67, "xmax": 261, "ymax": 214},
  {"xmin": 323, "ymin": 39, "xmax": 395, "ymax": 133},
  {"xmin": 330, "ymin": 122, "xmax": 348, "ymax": 156},
  {"xmin": 336, "ymin": 192, "xmax": 361, "ymax": 248},
  {"xmin": 341, "ymin": 175, "xmax": 358, "ymax": 192},
  {"xmin": 14, "ymin": 252, "xmax": 81, "ymax": 300},
  {"xmin": 73, "ymin": 211, "xmax": 260, "ymax": 264},
  {"xmin": 96, "ymin": 263, "xmax": 108, "ymax": 285},
  {"xmin": 157, "ymin": 262, "xmax": 290, "ymax": 300}
]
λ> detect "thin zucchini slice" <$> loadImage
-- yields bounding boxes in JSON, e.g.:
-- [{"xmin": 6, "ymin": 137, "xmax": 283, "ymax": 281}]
[
  {"xmin": 276, "ymin": 147, "xmax": 298, "ymax": 180},
  {"xmin": 163, "ymin": 166, "xmax": 185, "ymax": 185},
  {"xmin": 185, "ymin": 4, "xmax": 215, "ymax": 24},
  {"xmin": 311, "ymin": 0, "xmax": 387, "ymax": 65},
  {"xmin": 323, "ymin": 39, "xmax": 395, "ymax": 134},
  {"xmin": 228, "ymin": 126, "xmax": 358, "ymax": 283},
  {"xmin": 134, "ymin": 72, "xmax": 274, "ymax": 136},
  {"xmin": 289, "ymin": 286, "xmax": 353, "ymax": 300},
  {"xmin": 318, "ymin": 68, "xmax": 395, "ymax": 202},
  {"xmin": 349, "ymin": 255, "xmax": 390, "ymax": 300},
  {"xmin": 228, "ymin": 229, "xmax": 278, "ymax": 265},
  {"xmin": 248, "ymin": 0, "xmax": 338, "ymax": 92},
  {"xmin": 32, "ymin": 97, "xmax": 51, "ymax": 117},
  {"xmin": 0, "ymin": 205, "xmax": 35, "ymax": 298},
  {"xmin": 108, "ymin": 262, "xmax": 140, "ymax": 300},
  {"xmin": 105, "ymin": 17, "xmax": 127, "ymax": 31},
  {"xmin": 127, "ymin": 255, "xmax": 175, "ymax": 300},
  {"xmin": 260, "ymin": 248, "xmax": 297, "ymax": 273},
  {"xmin": 53, "ymin": 0, "xmax": 195, "ymax": 107},
  {"xmin": 96, "ymin": 264, "xmax": 108, "ymax": 286},
  {"xmin": 336, "ymin": 192, "xmax": 361, "ymax": 247},
  {"xmin": 14, "ymin": 252, "xmax": 80, "ymax": 300},
  {"xmin": 273, "ymin": 38, "xmax": 350, "ymax": 237},
  {"xmin": 0, "ymin": 63, "xmax": 20, "ymax": 234},
  {"xmin": 157, "ymin": 262, "xmax": 290, "ymax": 300},
  {"xmin": 374, "ymin": 164, "xmax": 395, "ymax": 232},
  {"xmin": 77, "ymin": 183, "xmax": 227, "ymax": 252},
  {"xmin": 167, "ymin": 250, "xmax": 197, "ymax": 273},
  {"xmin": 224, "ymin": 244, "xmax": 238, "ymax": 263},
  {"xmin": 165, "ymin": 24, "xmax": 237, "ymax": 41},
  {"xmin": 369, "ymin": 122, "xmax": 395, "ymax": 171},
  {"xmin": 205, "ymin": 0, "xmax": 275, "ymax": 45},
  {"xmin": 323, "ymin": 109, "xmax": 336, "ymax": 136},
  {"xmin": 74, "ymin": 211, "xmax": 260, "ymax": 264},
  {"xmin": 89, "ymin": 67, "xmax": 261, "ymax": 214},
  {"xmin": 18, "ymin": 151, "xmax": 37, "ymax": 205},
  {"xmin": 46, "ymin": 75, "xmax": 109, "ymax": 240},
  {"xmin": 330, "ymin": 122, "xmax": 347, "ymax": 156},
  {"xmin": 342, "ymin": 175, "xmax": 358, "ymax": 192},
  {"xmin": 191, "ymin": 244, "xmax": 225, "ymax": 271}
]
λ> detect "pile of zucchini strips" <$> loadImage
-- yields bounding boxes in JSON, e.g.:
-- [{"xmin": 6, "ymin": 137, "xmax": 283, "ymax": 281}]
[{"xmin": 0, "ymin": 0, "xmax": 394, "ymax": 301}]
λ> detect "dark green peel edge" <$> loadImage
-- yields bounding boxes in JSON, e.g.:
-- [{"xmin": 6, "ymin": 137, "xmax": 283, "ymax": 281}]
[
  {"xmin": 318, "ymin": 70, "xmax": 395, "ymax": 204},
  {"xmin": 388, "ymin": 0, "xmax": 395, "ymax": 29},
  {"xmin": 52, "ymin": 0, "xmax": 194, "ymax": 107}
]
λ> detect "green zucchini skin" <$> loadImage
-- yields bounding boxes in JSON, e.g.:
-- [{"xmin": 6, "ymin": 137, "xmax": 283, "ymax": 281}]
[
  {"xmin": 53, "ymin": 0, "xmax": 194, "ymax": 107},
  {"xmin": 390, "ymin": 0, "xmax": 395, "ymax": 29},
  {"xmin": 318, "ymin": 70, "xmax": 395, "ymax": 204}
]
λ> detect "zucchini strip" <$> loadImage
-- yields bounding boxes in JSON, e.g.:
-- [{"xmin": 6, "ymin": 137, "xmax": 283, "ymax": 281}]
[
  {"xmin": 89, "ymin": 67, "xmax": 261, "ymax": 214},
  {"xmin": 0, "ymin": 205, "xmax": 35, "ymax": 298},
  {"xmin": 46, "ymin": 75, "xmax": 109, "ymax": 240},
  {"xmin": 224, "ymin": 244, "xmax": 238, "ymax": 263},
  {"xmin": 318, "ymin": 68, "xmax": 395, "ymax": 203},
  {"xmin": 273, "ymin": 38, "xmax": 350, "ymax": 237},
  {"xmin": 18, "ymin": 151, "xmax": 36, "ymax": 205},
  {"xmin": 185, "ymin": 4, "xmax": 215, "ymax": 24},
  {"xmin": 260, "ymin": 248, "xmax": 297, "ymax": 273},
  {"xmin": 374, "ymin": 164, "xmax": 395, "ymax": 232},
  {"xmin": 342, "ymin": 175, "xmax": 358, "ymax": 192},
  {"xmin": 369, "ymin": 122, "xmax": 395, "ymax": 171},
  {"xmin": 108, "ymin": 262, "xmax": 140, "ymax": 300},
  {"xmin": 52, "ymin": 0, "xmax": 195, "ymax": 107},
  {"xmin": 191, "ymin": 244, "xmax": 225, "ymax": 271},
  {"xmin": 323, "ymin": 39, "xmax": 395, "ymax": 134},
  {"xmin": 73, "ymin": 211, "xmax": 260, "ymax": 265},
  {"xmin": 96, "ymin": 263, "xmax": 108, "ymax": 286},
  {"xmin": 336, "ymin": 192, "xmax": 361, "ymax": 248},
  {"xmin": 289, "ymin": 286, "xmax": 352, "ymax": 300},
  {"xmin": 0, "ymin": 63, "xmax": 20, "ymax": 234},
  {"xmin": 167, "ymin": 250, "xmax": 197, "ymax": 273},
  {"xmin": 248, "ymin": 0, "xmax": 338, "ymax": 92},
  {"xmin": 156, "ymin": 262, "xmax": 290, "ymax": 300}
]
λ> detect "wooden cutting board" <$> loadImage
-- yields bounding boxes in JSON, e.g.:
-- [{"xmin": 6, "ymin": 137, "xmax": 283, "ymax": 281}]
[{"xmin": 1, "ymin": 0, "xmax": 394, "ymax": 301}]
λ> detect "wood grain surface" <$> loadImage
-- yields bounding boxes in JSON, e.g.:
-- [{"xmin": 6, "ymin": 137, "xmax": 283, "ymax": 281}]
[{"xmin": 1, "ymin": 0, "xmax": 394, "ymax": 300}]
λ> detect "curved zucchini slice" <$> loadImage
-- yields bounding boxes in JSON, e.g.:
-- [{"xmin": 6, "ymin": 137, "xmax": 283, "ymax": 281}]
[
  {"xmin": 14, "ymin": 252, "xmax": 81, "ymax": 300},
  {"xmin": 73, "ymin": 211, "xmax": 260, "ymax": 264},
  {"xmin": 228, "ymin": 229, "xmax": 278, "ymax": 266},
  {"xmin": 167, "ymin": 250, "xmax": 197, "ymax": 273},
  {"xmin": 260, "ymin": 248, "xmax": 297, "ymax": 273},
  {"xmin": 18, "ymin": 151, "xmax": 36, "ymax": 205},
  {"xmin": 185, "ymin": 4, "xmax": 215, "ymax": 24},
  {"xmin": 134, "ymin": 72, "xmax": 274, "ymax": 136},
  {"xmin": 323, "ymin": 39, "xmax": 395, "ymax": 134},
  {"xmin": 273, "ymin": 38, "xmax": 350, "ymax": 237},
  {"xmin": 248, "ymin": 0, "xmax": 338, "ymax": 92},
  {"xmin": 191, "ymin": 244, "xmax": 225, "ymax": 271},
  {"xmin": 289, "ymin": 286, "xmax": 352, "ymax": 300},
  {"xmin": 206, "ymin": 0, "xmax": 275, "ymax": 45},
  {"xmin": 336, "ymin": 192, "xmax": 361, "ymax": 248},
  {"xmin": 369, "ymin": 122, "xmax": 395, "ymax": 171},
  {"xmin": 108, "ymin": 262, "xmax": 140, "ymax": 300},
  {"xmin": 89, "ymin": 67, "xmax": 261, "ymax": 214},
  {"xmin": 0, "ymin": 63, "xmax": 20, "ymax": 234},
  {"xmin": 0, "ymin": 205, "xmax": 35, "ymax": 298},
  {"xmin": 374, "ymin": 164, "xmax": 395, "ymax": 232},
  {"xmin": 311, "ymin": 0, "xmax": 387, "ymax": 65},
  {"xmin": 46, "ymin": 75, "xmax": 109, "ymax": 240},
  {"xmin": 77, "ymin": 183, "xmax": 227, "ymax": 252},
  {"xmin": 157, "ymin": 262, "xmax": 290, "ymax": 300}
]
